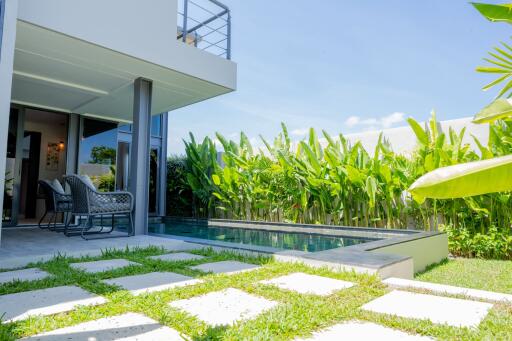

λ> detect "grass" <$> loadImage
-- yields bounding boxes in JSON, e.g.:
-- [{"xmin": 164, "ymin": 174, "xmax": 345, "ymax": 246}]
[
  {"xmin": 0, "ymin": 248, "xmax": 511, "ymax": 340},
  {"xmin": 416, "ymin": 258, "xmax": 512, "ymax": 294}
]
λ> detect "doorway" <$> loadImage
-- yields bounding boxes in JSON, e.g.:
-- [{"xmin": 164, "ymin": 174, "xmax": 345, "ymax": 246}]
[{"xmin": 2, "ymin": 107, "xmax": 69, "ymax": 226}]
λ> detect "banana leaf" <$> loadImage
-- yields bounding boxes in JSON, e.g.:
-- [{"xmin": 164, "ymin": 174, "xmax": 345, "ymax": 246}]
[
  {"xmin": 472, "ymin": 2, "xmax": 512, "ymax": 24},
  {"xmin": 473, "ymin": 98, "xmax": 512, "ymax": 124},
  {"xmin": 409, "ymin": 154, "xmax": 512, "ymax": 203}
]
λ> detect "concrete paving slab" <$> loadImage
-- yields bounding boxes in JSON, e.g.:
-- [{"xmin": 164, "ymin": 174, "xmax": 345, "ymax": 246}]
[
  {"xmin": 383, "ymin": 277, "xmax": 512, "ymax": 303},
  {"xmin": 170, "ymin": 288, "xmax": 278, "ymax": 326},
  {"xmin": 69, "ymin": 259, "xmax": 139, "ymax": 273},
  {"xmin": 190, "ymin": 260, "xmax": 260, "ymax": 274},
  {"xmin": 260, "ymin": 272, "xmax": 354, "ymax": 296},
  {"xmin": 21, "ymin": 312, "xmax": 186, "ymax": 340},
  {"xmin": 362, "ymin": 290, "xmax": 493, "ymax": 328},
  {"xmin": 296, "ymin": 321, "xmax": 433, "ymax": 340},
  {"xmin": 103, "ymin": 272, "xmax": 200, "ymax": 296},
  {"xmin": 0, "ymin": 268, "xmax": 50, "ymax": 285},
  {"xmin": 0, "ymin": 285, "xmax": 107, "ymax": 322},
  {"xmin": 149, "ymin": 252, "xmax": 205, "ymax": 262}
]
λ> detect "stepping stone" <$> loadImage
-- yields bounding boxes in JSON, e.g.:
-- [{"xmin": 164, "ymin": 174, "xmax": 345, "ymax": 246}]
[
  {"xmin": 260, "ymin": 272, "xmax": 354, "ymax": 296},
  {"xmin": 170, "ymin": 288, "xmax": 278, "ymax": 326},
  {"xmin": 0, "ymin": 268, "xmax": 50, "ymax": 285},
  {"xmin": 362, "ymin": 290, "xmax": 493, "ymax": 328},
  {"xmin": 21, "ymin": 312, "xmax": 185, "ymax": 340},
  {"xmin": 149, "ymin": 252, "xmax": 205, "ymax": 262},
  {"xmin": 70, "ymin": 259, "xmax": 139, "ymax": 273},
  {"xmin": 383, "ymin": 277, "xmax": 512, "ymax": 303},
  {"xmin": 0, "ymin": 285, "xmax": 107, "ymax": 322},
  {"xmin": 191, "ymin": 261, "xmax": 260, "ymax": 274},
  {"xmin": 103, "ymin": 272, "xmax": 200, "ymax": 296},
  {"xmin": 296, "ymin": 321, "xmax": 432, "ymax": 340}
]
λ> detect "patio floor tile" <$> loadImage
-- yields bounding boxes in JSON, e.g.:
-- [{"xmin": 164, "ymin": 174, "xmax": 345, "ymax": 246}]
[
  {"xmin": 169, "ymin": 288, "xmax": 278, "ymax": 326},
  {"xmin": 149, "ymin": 252, "xmax": 205, "ymax": 262},
  {"xmin": 21, "ymin": 312, "xmax": 186, "ymax": 340},
  {"xmin": 383, "ymin": 277, "xmax": 512, "ymax": 303},
  {"xmin": 190, "ymin": 260, "xmax": 260, "ymax": 274},
  {"xmin": 296, "ymin": 321, "xmax": 433, "ymax": 340},
  {"xmin": 259, "ymin": 272, "xmax": 354, "ymax": 296},
  {"xmin": 0, "ymin": 268, "xmax": 50, "ymax": 285},
  {"xmin": 0, "ymin": 285, "xmax": 107, "ymax": 322},
  {"xmin": 362, "ymin": 290, "xmax": 493, "ymax": 328},
  {"xmin": 103, "ymin": 272, "xmax": 200, "ymax": 296},
  {"xmin": 69, "ymin": 259, "xmax": 139, "ymax": 273}
]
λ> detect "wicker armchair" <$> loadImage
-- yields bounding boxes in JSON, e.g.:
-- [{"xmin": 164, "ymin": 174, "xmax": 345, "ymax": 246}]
[
  {"xmin": 64, "ymin": 175, "xmax": 134, "ymax": 239},
  {"xmin": 38, "ymin": 179, "xmax": 73, "ymax": 231}
]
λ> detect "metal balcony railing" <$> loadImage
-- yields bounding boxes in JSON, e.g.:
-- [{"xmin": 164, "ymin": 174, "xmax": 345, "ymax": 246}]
[{"xmin": 177, "ymin": 0, "xmax": 231, "ymax": 60}]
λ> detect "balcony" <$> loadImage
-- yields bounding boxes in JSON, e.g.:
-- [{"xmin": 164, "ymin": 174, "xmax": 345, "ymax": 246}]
[{"xmin": 178, "ymin": 0, "xmax": 231, "ymax": 60}]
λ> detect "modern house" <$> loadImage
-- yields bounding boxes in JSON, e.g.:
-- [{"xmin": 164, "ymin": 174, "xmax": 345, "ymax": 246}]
[{"xmin": 0, "ymin": 0, "xmax": 237, "ymax": 243}]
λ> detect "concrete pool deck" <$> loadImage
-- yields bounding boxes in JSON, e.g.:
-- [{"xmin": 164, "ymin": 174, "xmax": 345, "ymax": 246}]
[{"xmin": 1, "ymin": 220, "xmax": 447, "ymax": 279}]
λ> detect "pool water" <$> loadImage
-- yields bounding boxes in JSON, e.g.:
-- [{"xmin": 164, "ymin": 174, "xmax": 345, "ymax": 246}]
[{"xmin": 149, "ymin": 223, "xmax": 377, "ymax": 252}]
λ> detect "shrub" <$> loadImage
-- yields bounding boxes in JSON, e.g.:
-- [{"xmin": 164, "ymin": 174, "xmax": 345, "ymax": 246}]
[{"xmin": 444, "ymin": 225, "xmax": 512, "ymax": 259}]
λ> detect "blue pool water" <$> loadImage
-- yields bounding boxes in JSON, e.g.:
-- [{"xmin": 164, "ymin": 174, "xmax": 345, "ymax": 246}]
[{"xmin": 149, "ymin": 222, "xmax": 377, "ymax": 252}]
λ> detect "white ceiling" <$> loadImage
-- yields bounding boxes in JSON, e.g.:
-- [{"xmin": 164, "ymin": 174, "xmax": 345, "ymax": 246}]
[{"xmin": 11, "ymin": 21, "xmax": 232, "ymax": 122}]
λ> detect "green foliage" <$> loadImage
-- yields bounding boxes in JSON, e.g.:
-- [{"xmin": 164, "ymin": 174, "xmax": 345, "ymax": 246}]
[
  {"xmin": 166, "ymin": 156, "xmax": 194, "ymax": 217},
  {"xmin": 89, "ymin": 146, "xmax": 116, "ymax": 165},
  {"xmin": 170, "ymin": 113, "xmax": 512, "ymax": 246},
  {"xmin": 96, "ymin": 171, "xmax": 115, "ymax": 192},
  {"xmin": 443, "ymin": 224, "xmax": 512, "ymax": 259}
]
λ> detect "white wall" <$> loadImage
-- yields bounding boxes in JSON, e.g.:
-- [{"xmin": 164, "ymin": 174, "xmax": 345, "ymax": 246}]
[
  {"xmin": 16, "ymin": 0, "xmax": 236, "ymax": 90},
  {"xmin": 0, "ymin": 0, "xmax": 19, "ymax": 243},
  {"xmin": 345, "ymin": 117, "xmax": 489, "ymax": 155}
]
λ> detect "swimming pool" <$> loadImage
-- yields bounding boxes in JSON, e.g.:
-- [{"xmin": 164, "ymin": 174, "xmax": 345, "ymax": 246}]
[{"xmin": 149, "ymin": 222, "xmax": 378, "ymax": 252}]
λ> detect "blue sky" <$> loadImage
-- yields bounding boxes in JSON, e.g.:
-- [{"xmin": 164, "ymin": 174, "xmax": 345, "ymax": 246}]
[{"xmin": 167, "ymin": 0, "xmax": 510, "ymax": 155}]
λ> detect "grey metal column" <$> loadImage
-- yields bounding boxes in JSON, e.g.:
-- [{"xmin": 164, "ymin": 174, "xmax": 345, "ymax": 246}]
[
  {"xmin": 130, "ymin": 78, "xmax": 153, "ymax": 235},
  {"xmin": 66, "ymin": 113, "xmax": 80, "ymax": 175}
]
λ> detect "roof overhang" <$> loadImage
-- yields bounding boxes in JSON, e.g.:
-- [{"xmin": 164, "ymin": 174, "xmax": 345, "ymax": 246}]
[{"xmin": 11, "ymin": 21, "xmax": 234, "ymax": 122}]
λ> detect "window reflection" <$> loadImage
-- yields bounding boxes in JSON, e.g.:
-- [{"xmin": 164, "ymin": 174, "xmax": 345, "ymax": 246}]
[
  {"xmin": 79, "ymin": 118, "xmax": 117, "ymax": 192},
  {"xmin": 151, "ymin": 115, "xmax": 162, "ymax": 137}
]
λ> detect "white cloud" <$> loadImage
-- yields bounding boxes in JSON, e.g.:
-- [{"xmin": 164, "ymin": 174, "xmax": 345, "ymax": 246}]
[
  {"xmin": 381, "ymin": 112, "xmax": 405, "ymax": 128},
  {"xmin": 290, "ymin": 128, "xmax": 309, "ymax": 136},
  {"xmin": 345, "ymin": 115, "xmax": 360, "ymax": 128},
  {"xmin": 344, "ymin": 112, "xmax": 405, "ymax": 131}
]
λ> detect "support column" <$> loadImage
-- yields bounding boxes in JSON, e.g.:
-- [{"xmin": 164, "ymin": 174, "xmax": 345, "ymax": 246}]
[
  {"xmin": 130, "ymin": 78, "xmax": 153, "ymax": 235},
  {"xmin": 159, "ymin": 112, "xmax": 169, "ymax": 217},
  {"xmin": 0, "ymin": 0, "xmax": 18, "ymax": 244}
]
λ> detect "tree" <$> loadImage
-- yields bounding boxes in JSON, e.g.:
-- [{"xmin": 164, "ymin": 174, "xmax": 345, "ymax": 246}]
[{"xmin": 89, "ymin": 146, "xmax": 116, "ymax": 165}]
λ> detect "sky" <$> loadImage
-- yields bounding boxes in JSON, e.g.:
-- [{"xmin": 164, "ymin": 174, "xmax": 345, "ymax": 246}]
[{"xmin": 167, "ymin": 0, "xmax": 511, "ymax": 155}]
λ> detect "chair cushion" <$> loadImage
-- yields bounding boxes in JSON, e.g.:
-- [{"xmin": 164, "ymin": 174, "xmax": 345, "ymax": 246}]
[
  {"xmin": 51, "ymin": 179, "xmax": 65, "ymax": 194},
  {"xmin": 80, "ymin": 175, "xmax": 96, "ymax": 190}
]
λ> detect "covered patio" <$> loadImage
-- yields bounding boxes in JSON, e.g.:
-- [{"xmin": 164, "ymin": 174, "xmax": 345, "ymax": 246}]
[{"xmin": 0, "ymin": 227, "xmax": 204, "ymax": 269}]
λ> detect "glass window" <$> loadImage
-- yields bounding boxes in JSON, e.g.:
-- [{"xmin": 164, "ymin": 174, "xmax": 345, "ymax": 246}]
[
  {"xmin": 151, "ymin": 115, "xmax": 162, "ymax": 137},
  {"xmin": 149, "ymin": 148, "xmax": 159, "ymax": 213},
  {"xmin": 79, "ymin": 118, "xmax": 117, "ymax": 192},
  {"xmin": 118, "ymin": 124, "xmax": 132, "ymax": 132}
]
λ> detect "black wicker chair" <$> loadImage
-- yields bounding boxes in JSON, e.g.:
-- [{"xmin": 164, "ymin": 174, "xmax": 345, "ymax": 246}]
[
  {"xmin": 63, "ymin": 175, "xmax": 134, "ymax": 240},
  {"xmin": 38, "ymin": 179, "xmax": 73, "ymax": 231}
]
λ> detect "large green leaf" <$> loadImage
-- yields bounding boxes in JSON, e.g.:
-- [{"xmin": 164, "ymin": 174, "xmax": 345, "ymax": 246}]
[
  {"xmin": 472, "ymin": 2, "xmax": 512, "ymax": 24},
  {"xmin": 473, "ymin": 98, "xmax": 512, "ymax": 123},
  {"xmin": 409, "ymin": 155, "xmax": 512, "ymax": 203}
]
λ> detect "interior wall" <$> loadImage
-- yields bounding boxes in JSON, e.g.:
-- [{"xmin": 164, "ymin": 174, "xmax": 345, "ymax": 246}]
[{"xmin": 23, "ymin": 109, "xmax": 67, "ymax": 220}]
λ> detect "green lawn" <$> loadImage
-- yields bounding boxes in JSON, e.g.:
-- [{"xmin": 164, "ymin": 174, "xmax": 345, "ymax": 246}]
[
  {"xmin": 1, "ymin": 248, "xmax": 511, "ymax": 340},
  {"xmin": 416, "ymin": 258, "xmax": 512, "ymax": 294}
]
